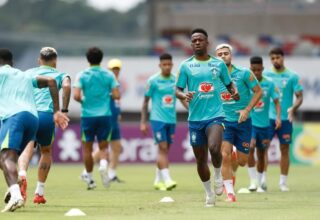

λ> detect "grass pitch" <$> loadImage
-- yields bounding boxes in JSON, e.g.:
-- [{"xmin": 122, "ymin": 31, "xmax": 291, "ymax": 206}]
[{"xmin": 0, "ymin": 164, "xmax": 319, "ymax": 220}]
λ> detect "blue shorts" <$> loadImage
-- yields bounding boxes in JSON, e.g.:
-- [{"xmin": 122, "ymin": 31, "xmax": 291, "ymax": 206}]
[
  {"xmin": 269, "ymin": 119, "xmax": 292, "ymax": 144},
  {"xmin": 224, "ymin": 119, "xmax": 252, "ymax": 154},
  {"xmin": 188, "ymin": 117, "xmax": 225, "ymax": 147},
  {"xmin": 36, "ymin": 111, "xmax": 55, "ymax": 147},
  {"xmin": 150, "ymin": 120, "xmax": 176, "ymax": 144},
  {"xmin": 81, "ymin": 116, "xmax": 112, "ymax": 142},
  {"xmin": 252, "ymin": 126, "xmax": 270, "ymax": 149},
  {"xmin": 110, "ymin": 120, "xmax": 121, "ymax": 141},
  {"xmin": 0, "ymin": 111, "xmax": 38, "ymax": 154}
]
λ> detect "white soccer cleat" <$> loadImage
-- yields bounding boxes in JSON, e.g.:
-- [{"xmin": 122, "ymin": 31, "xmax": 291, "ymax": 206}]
[
  {"xmin": 214, "ymin": 177, "xmax": 224, "ymax": 196},
  {"xmin": 99, "ymin": 168, "xmax": 110, "ymax": 188},
  {"xmin": 205, "ymin": 193, "xmax": 215, "ymax": 207},
  {"xmin": 86, "ymin": 179, "xmax": 97, "ymax": 190},
  {"xmin": 80, "ymin": 172, "xmax": 89, "ymax": 183},
  {"xmin": 261, "ymin": 182, "xmax": 267, "ymax": 191},
  {"xmin": 279, "ymin": 184, "xmax": 290, "ymax": 192},
  {"xmin": 256, "ymin": 187, "xmax": 266, "ymax": 193},
  {"xmin": 1, "ymin": 197, "xmax": 24, "ymax": 212},
  {"xmin": 248, "ymin": 180, "xmax": 258, "ymax": 192}
]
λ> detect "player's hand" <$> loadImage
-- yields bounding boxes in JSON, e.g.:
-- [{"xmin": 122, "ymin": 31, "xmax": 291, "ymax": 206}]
[
  {"xmin": 54, "ymin": 111, "xmax": 70, "ymax": 130},
  {"xmin": 230, "ymin": 87, "xmax": 240, "ymax": 101},
  {"xmin": 287, "ymin": 107, "xmax": 294, "ymax": 123},
  {"xmin": 237, "ymin": 109, "xmax": 249, "ymax": 123},
  {"xmin": 184, "ymin": 91, "xmax": 195, "ymax": 102},
  {"xmin": 275, "ymin": 118, "xmax": 282, "ymax": 130},
  {"xmin": 140, "ymin": 122, "xmax": 148, "ymax": 135}
]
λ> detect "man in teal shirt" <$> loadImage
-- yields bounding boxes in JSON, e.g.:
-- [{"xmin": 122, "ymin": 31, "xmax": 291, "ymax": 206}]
[
  {"xmin": 74, "ymin": 47, "xmax": 120, "ymax": 190},
  {"xmin": 17, "ymin": 47, "xmax": 71, "ymax": 204},
  {"xmin": 247, "ymin": 56, "xmax": 281, "ymax": 193},
  {"xmin": 140, "ymin": 53, "xmax": 179, "ymax": 191},
  {"xmin": 0, "ymin": 49, "xmax": 69, "ymax": 212},
  {"xmin": 176, "ymin": 29, "xmax": 239, "ymax": 207},
  {"xmin": 264, "ymin": 47, "xmax": 303, "ymax": 192},
  {"xmin": 216, "ymin": 44, "xmax": 262, "ymax": 202}
]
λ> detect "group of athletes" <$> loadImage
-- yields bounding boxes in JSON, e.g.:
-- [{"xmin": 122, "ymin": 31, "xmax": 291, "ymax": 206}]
[{"xmin": 0, "ymin": 27, "xmax": 303, "ymax": 212}]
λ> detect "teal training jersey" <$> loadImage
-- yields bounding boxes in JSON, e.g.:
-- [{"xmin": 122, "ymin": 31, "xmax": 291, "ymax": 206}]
[
  {"xmin": 0, "ymin": 65, "xmax": 38, "ymax": 120},
  {"xmin": 26, "ymin": 65, "xmax": 69, "ymax": 113},
  {"xmin": 74, "ymin": 66, "xmax": 119, "ymax": 117},
  {"xmin": 145, "ymin": 73, "xmax": 176, "ymax": 124},
  {"xmin": 251, "ymin": 76, "xmax": 279, "ymax": 128},
  {"xmin": 264, "ymin": 68, "xmax": 303, "ymax": 120},
  {"xmin": 176, "ymin": 56, "xmax": 232, "ymax": 122},
  {"xmin": 220, "ymin": 65, "xmax": 259, "ymax": 122}
]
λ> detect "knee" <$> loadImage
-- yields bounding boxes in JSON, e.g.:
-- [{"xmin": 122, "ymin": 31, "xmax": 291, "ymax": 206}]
[
  {"xmin": 41, "ymin": 147, "xmax": 51, "ymax": 155},
  {"xmin": 208, "ymin": 143, "xmax": 220, "ymax": 155},
  {"xmin": 237, "ymin": 157, "xmax": 248, "ymax": 167},
  {"xmin": 280, "ymin": 144, "xmax": 289, "ymax": 154}
]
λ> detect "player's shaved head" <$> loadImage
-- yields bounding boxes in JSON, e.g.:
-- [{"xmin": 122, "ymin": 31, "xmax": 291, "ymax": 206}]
[
  {"xmin": 0, "ymin": 48, "xmax": 13, "ymax": 66},
  {"xmin": 40, "ymin": 47, "xmax": 58, "ymax": 61}
]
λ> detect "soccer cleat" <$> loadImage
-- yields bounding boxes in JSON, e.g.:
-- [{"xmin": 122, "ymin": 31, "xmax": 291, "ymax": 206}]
[
  {"xmin": 80, "ymin": 172, "xmax": 89, "ymax": 183},
  {"xmin": 33, "ymin": 194, "xmax": 46, "ymax": 204},
  {"xmin": 3, "ymin": 189, "xmax": 10, "ymax": 204},
  {"xmin": 154, "ymin": 182, "xmax": 166, "ymax": 191},
  {"xmin": 225, "ymin": 193, "xmax": 236, "ymax": 202},
  {"xmin": 1, "ymin": 197, "xmax": 24, "ymax": 212},
  {"xmin": 110, "ymin": 176, "xmax": 125, "ymax": 183},
  {"xmin": 18, "ymin": 176, "xmax": 27, "ymax": 202},
  {"xmin": 87, "ymin": 180, "xmax": 97, "ymax": 190},
  {"xmin": 248, "ymin": 180, "xmax": 258, "ymax": 192},
  {"xmin": 214, "ymin": 177, "xmax": 224, "ymax": 196},
  {"xmin": 99, "ymin": 168, "xmax": 110, "ymax": 188},
  {"xmin": 279, "ymin": 184, "xmax": 290, "ymax": 192},
  {"xmin": 165, "ymin": 180, "xmax": 177, "ymax": 191},
  {"xmin": 205, "ymin": 193, "xmax": 215, "ymax": 207},
  {"xmin": 257, "ymin": 187, "xmax": 266, "ymax": 193},
  {"xmin": 261, "ymin": 182, "xmax": 268, "ymax": 191}
]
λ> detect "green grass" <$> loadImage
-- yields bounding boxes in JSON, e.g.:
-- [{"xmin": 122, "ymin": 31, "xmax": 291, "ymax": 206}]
[{"xmin": 0, "ymin": 164, "xmax": 319, "ymax": 220}]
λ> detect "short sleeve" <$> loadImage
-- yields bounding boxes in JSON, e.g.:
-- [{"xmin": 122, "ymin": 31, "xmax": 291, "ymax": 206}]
[
  {"xmin": 292, "ymin": 74, "xmax": 303, "ymax": 92},
  {"xmin": 176, "ymin": 63, "xmax": 187, "ymax": 89},
  {"xmin": 244, "ymin": 70, "xmax": 259, "ymax": 90},
  {"xmin": 219, "ymin": 61, "xmax": 231, "ymax": 86},
  {"xmin": 145, "ymin": 78, "xmax": 154, "ymax": 97}
]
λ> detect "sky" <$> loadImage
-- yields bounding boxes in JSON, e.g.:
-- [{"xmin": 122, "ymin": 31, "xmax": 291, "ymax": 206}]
[{"xmin": 0, "ymin": 0, "xmax": 146, "ymax": 12}]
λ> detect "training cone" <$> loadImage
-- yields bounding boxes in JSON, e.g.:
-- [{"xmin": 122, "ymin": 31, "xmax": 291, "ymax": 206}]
[
  {"xmin": 237, "ymin": 188, "xmax": 251, "ymax": 194},
  {"xmin": 64, "ymin": 208, "xmax": 86, "ymax": 216},
  {"xmin": 159, "ymin": 196, "xmax": 175, "ymax": 203}
]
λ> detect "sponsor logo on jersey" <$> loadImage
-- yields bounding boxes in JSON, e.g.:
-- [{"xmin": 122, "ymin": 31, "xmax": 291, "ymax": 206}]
[
  {"xmin": 198, "ymin": 82, "xmax": 214, "ymax": 93},
  {"xmin": 220, "ymin": 92, "xmax": 233, "ymax": 101},
  {"xmin": 162, "ymin": 95, "xmax": 174, "ymax": 107}
]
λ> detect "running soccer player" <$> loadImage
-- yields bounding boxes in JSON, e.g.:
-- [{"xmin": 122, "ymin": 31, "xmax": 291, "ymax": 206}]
[
  {"xmin": 16, "ymin": 47, "xmax": 71, "ymax": 204},
  {"xmin": 247, "ymin": 56, "xmax": 281, "ymax": 193},
  {"xmin": 0, "ymin": 48, "xmax": 69, "ymax": 212},
  {"xmin": 140, "ymin": 53, "xmax": 178, "ymax": 191},
  {"xmin": 176, "ymin": 29, "xmax": 239, "ymax": 207},
  {"xmin": 216, "ymin": 44, "xmax": 262, "ymax": 202},
  {"xmin": 74, "ymin": 47, "xmax": 120, "ymax": 190},
  {"xmin": 264, "ymin": 47, "xmax": 303, "ymax": 192}
]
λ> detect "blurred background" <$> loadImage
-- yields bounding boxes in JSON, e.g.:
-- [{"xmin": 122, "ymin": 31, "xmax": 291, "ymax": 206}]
[{"xmin": 1, "ymin": 0, "xmax": 319, "ymax": 165}]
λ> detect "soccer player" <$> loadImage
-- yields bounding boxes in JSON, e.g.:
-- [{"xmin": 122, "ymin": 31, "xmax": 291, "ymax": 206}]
[
  {"xmin": 264, "ymin": 47, "xmax": 303, "ymax": 192},
  {"xmin": 81, "ymin": 58, "xmax": 124, "ymax": 183},
  {"xmin": 176, "ymin": 29, "xmax": 239, "ymax": 207},
  {"xmin": 247, "ymin": 56, "xmax": 281, "ymax": 193},
  {"xmin": 216, "ymin": 44, "xmax": 262, "ymax": 202},
  {"xmin": 16, "ymin": 47, "xmax": 71, "ymax": 204},
  {"xmin": 140, "ymin": 53, "xmax": 178, "ymax": 191},
  {"xmin": 74, "ymin": 47, "xmax": 120, "ymax": 190},
  {"xmin": 0, "ymin": 48, "xmax": 69, "ymax": 212}
]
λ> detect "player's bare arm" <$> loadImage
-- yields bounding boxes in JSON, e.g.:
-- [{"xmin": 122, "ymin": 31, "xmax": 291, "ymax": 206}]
[
  {"xmin": 111, "ymin": 87, "xmax": 121, "ymax": 100},
  {"xmin": 62, "ymin": 76, "xmax": 71, "ymax": 112},
  {"xmin": 238, "ymin": 84, "xmax": 262, "ymax": 123},
  {"xmin": 140, "ymin": 96, "xmax": 150, "ymax": 135},
  {"xmin": 175, "ymin": 87, "xmax": 195, "ymax": 102},
  {"xmin": 287, "ymin": 91, "xmax": 303, "ymax": 122},
  {"xmin": 226, "ymin": 82, "xmax": 240, "ymax": 101},
  {"xmin": 274, "ymin": 98, "xmax": 282, "ymax": 129}
]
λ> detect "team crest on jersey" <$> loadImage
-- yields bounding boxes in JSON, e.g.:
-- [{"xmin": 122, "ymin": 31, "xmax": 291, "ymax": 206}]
[
  {"xmin": 212, "ymin": 67, "xmax": 218, "ymax": 79},
  {"xmin": 198, "ymin": 82, "xmax": 214, "ymax": 93}
]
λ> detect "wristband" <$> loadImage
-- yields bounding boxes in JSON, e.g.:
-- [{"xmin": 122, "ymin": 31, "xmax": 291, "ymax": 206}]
[{"xmin": 61, "ymin": 109, "xmax": 69, "ymax": 113}]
